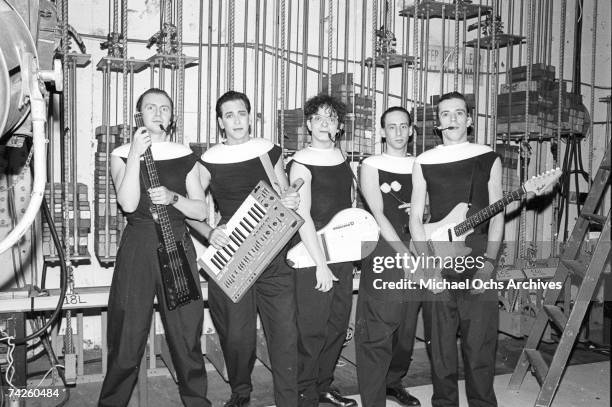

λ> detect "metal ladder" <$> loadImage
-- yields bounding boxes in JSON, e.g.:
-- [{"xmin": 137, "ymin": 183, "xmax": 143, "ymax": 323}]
[{"xmin": 508, "ymin": 144, "xmax": 611, "ymax": 407}]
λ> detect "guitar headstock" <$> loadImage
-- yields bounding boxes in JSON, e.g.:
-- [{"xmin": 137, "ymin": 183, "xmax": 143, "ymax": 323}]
[
  {"xmin": 134, "ymin": 112, "xmax": 144, "ymax": 128},
  {"xmin": 523, "ymin": 168, "xmax": 562, "ymax": 196}
]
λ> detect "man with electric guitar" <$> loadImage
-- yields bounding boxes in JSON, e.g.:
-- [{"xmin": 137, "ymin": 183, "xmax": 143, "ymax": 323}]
[
  {"xmin": 355, "ymin": 106, "xmax": 421, "ymax": 407},
  {"xmin": 188, "ymin": 91, "xmax": 301, "ymax": 407},
  {"xmin": 99, "ymin": 88, "xmax": 211, "ymax": 407},
  {"xmin": 410, "ymin": 91, "xmax": 504, "ymax": 407},
  {"xmin": 288, "ymin": 94, "xmax": 358, "ymax": 407}
]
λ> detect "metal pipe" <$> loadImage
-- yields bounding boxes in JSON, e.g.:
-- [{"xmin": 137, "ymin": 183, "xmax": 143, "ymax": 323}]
[
  {"xmin": 302, "ymin": 0, "xmax": 309, "ymax": 109},
  {"xmin": 318, "ymin": 0, "xmax": 325, "ymax": 92},
  {"xmin": 254, "ymin": 0, "xmax": 261, "ymax": 138},
  {"xmin": 441, "ymin": 5, "xmax": 446, "ymax": 96},
  {"xmin": 70, "ymin": 59, "xmax": 78, "ymax": 254},
  {"xmin": 228, "ymin": 0, "xmax": 235, "ymax": 89},
  {"xmin": 344, "ymin": 0, "xmax": 349, "ymax": 88},
  {"xmin": 422, "ymin": 8, "xmax": 429, "ymax": 153},
  {"xmin": 261, "ymin": 0, "xmax": 268, "ymax": 137},
  {"xmin": 461, "ymin": 12, "xmax": 467, "ymax": 93},
  {"xmin": 104, "ymin": 63, "xmax": 111, "ymax": 258},
  {"xmin": 197, "ymin": 0, "xmax": 204, "ymax": 142},
  {"xmin": 216, "ymin": 0, "xmax": 223, "ymax": 140},
  {"xmin": 360, "ymin": 0, "xmax": 367, "ymax": 96},
  {"xmin": 206, "ymin": 0, "xmax": 213, "ymax": 146},
  {"xmin": 473, "ymin": 2, "xmax": 482, "ymax": 139},
  {"xmin": 272, "ymin": 0, "xmax": 279, "ymax": 143},
  {"xmin": 244, "ymin": 0, "xmax": 249, "ymax": 92},
  {"xmin": 129, "ymin": 63, "xmax": 134, "ymax": 141}
]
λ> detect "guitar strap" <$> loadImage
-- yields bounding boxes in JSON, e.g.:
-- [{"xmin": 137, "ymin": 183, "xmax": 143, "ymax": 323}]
[{"xmin": 259, "ymin": 152, "xmax": 283, "ymax": 195}]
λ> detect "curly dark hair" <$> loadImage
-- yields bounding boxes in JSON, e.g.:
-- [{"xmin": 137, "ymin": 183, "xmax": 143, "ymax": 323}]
[{"xmin": 303, "ymin": 93, "xmax": 346, "ymax": 123}]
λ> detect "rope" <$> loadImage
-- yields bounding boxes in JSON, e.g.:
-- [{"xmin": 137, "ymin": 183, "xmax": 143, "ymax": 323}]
[
  {"xmin": 588, "ymin": 0, "xmax": 598, "ymax": 184},
  {"xmin": 412, "ymin": 5, "xmax": 418, "ymax": 156},
  {"xmin": 122, "ymin": 0, "xmax": 128, "ymax": 142},
  {"xmin": 60, "ymin": 0, "xmax": 71, "ymax": 259},
  {"xmin": 371, "ymin": 0, "xmax": 377, "ymax": 138},
  {"xmin": 280, "ymin": 0, "xmax": 286, "ymax": 149},
  {"xmin": 519, "ymin": 0, "xmax": 535, "ymax": 262},
  {"xmin": 490, "ymin": 0, "xmax": 498, "ymax": 148},
  {"xmin": 552, "ymin": 0, "xmax": 567, "ymax": 254},
  {"xmin": 113, "ymin": 0, "xmax": 118, "ymax": 33},
  {"xmin": 328, "ymin": 0, "xmax": 333, "ymax": 95},
  {"xmin": 454, "ymin": 1, "xmax": 460, "ymax": 90},
  {"xmin": 177, "ymin": 0, "xmax": 184, "ymax": 142}
]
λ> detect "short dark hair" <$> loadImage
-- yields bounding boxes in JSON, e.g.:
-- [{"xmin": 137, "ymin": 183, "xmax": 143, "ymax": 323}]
[
  {"xmin": 216, "ymin": 91, "xmax": 251, "ymax": 118},
  {"xmin": 381, "ymin": 106, "xmax": 412, "ymax": 128},
  {"xmin": 304, "ymin": 93, "xmax": 346, "ymax": 123},
  {"xmin": 136, "ymin": 88, "xmax": 174, "ymax": 119},
  {"xmin": 436, "ymin": 91, "xmax": 470, "ymax": 117}
]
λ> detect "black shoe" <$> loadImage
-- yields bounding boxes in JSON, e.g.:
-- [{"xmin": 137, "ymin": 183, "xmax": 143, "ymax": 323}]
[
  {"xmin": 386, "ymin": 387, "xmax": 421, "ymax": 406},
  {"xmin": 319, "ymin": 389, "xmax": 357, "ymax": 407},
  {"xmin": 223, "ymin": 393, "xmax": 250, "ymax": 407}
]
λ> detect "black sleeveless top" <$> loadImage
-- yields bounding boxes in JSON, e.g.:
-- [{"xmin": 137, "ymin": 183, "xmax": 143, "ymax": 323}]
[
  {"xmin": 296, "ymin": 161, "xmax": 353, "ymax": 229},
  {"xmin": 416, "ymin": 142, "xmax": 499, "ymax": 278},
  {"xmin": 112, "ymin": 141, "xmax": 197, "ymax": 224},
  {"xmin": 360, "ymin": 154, "xmax": 415, "ymax": 301},
  {"xmin": 200, "ymin": 138, "xmax": 282, "ymax": 224}
]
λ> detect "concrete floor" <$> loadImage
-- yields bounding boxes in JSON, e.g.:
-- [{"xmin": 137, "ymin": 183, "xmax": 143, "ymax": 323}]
[{"xmin": 21, "ymin": 336, "xmax": 610, "ymax": 406}]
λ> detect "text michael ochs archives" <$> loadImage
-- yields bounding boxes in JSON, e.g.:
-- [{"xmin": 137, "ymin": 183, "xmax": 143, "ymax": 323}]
[{"xmin": 370, "ymin": 253, "xmax": 563, "ymax": 291}]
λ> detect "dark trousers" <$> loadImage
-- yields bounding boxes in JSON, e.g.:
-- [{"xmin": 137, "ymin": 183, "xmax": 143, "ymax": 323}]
[
  {"xmin": 208, "ymin": 253, "xmax": 298, "ymax": 406},
  {"xmin": 99, "ymin": 225, "xmax": 210, "ymax": 407},
  {"xmin": 422, "ymin": 288, "xmax": 498, "ymax": 407},
  {"xmin": 295, "ymin": 262, "xmax": 354, "ymax": 405},
  {"xmin": 355, "ymin": 293, "xmax": 421, "ymax": 407}
]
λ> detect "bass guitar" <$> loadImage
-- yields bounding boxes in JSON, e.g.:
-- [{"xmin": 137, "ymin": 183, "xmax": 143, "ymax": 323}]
[
  {"xmin": 286, "ymin": 207, "xmax": 380, "ymax": 268},
  {"xmin": 409, "ymin": 168, "xmax": 562, "ymax": 257},
  {"xmin": 135, "ymin": 113, "xmax": 201, "ymax": 310}
]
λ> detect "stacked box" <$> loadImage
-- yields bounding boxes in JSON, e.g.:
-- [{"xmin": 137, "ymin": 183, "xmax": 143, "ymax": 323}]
[
  {"xmin": 496, "ymin": 64, "xmax": 586, "ymax": 137},
  {"xmin": 278, "ymin": 109, "xmax": 307, "ymax": 151},
  {"xmin": 42, "ymin": 182, "xmax": 91, "ymax": 260},
  {"xmin": 94, "ymin": 125, "xmax": 126, "ymax": 265}
]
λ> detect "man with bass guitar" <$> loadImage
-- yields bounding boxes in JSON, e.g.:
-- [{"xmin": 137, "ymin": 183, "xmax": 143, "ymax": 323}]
[
  {"xmin": 410, "ymin": 91, "xmax": 504, "ymax": 407},
  {"xmin": 99, "ymin": 88, "xmax": 211, "ymax": 407}
]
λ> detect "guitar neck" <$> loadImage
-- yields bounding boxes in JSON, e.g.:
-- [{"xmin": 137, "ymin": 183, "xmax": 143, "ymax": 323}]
[
  {"xmin": 136, "ymin": 114, "xmax": 178, "ymax": 251},
  {"xmin": 453, "ymin": 187, "xmax": 524, "ymax": 236}
]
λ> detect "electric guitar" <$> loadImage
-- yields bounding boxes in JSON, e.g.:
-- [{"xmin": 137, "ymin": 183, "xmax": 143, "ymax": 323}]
[
  {"xmin": 409, "ymin": 168, "xmax": 562, "ymax": 257},
  {"xmin": 135, "ymin": 113, "xmax": 201, "ymax": 310},
  {"xmin": 286, "ymin": 207, "xmax": 380, "ymax": 268}
]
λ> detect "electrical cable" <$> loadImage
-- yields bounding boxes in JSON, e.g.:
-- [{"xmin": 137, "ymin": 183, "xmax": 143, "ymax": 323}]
[{"xmin": 14, "ymin": 198, "xmax": 67, "ymax": 345}]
